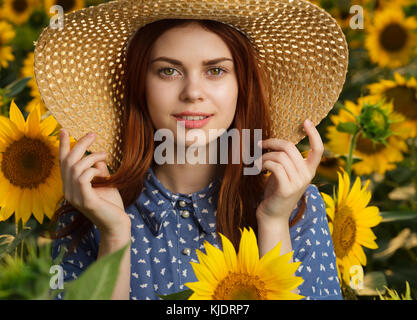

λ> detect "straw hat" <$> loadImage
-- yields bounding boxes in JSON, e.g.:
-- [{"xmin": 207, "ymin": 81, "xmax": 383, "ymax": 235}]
[{"xmin": 33, "ymin": 0, "xmax": 348, "ymax": 172}]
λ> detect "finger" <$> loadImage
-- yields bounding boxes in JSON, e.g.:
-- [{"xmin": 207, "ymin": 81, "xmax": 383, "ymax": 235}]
[
  {"xmin": 259, "ymin": 138, "xmax": 307, "ymax": 175},
  {"xmin": 303, "ymin": 119, "xmax": 324, "ymax": 172},
  {"xmin": 71, "ymin": 152, "xmax": 108, "ymax": 179},
  {"xmin": 94, "ymin": 160, "xmax": 111, "ymax": 178},
  {"xmin": 261, "ymin": 151, "xmax": 299, "ymax": 183},
  {"xmin": 59, "ymin": 128, "xmax": 70, "ymax": 178},
  {"xmin": 77, "ymin": 167, "xmax": 102, "ymax": 197},
  {"xmin": 262, "ymin": 160, "xmax": 290, "ymax": 187},
  {"xmin": 66, "ymin": 132, "xmax": 97, "ymax": 167}
]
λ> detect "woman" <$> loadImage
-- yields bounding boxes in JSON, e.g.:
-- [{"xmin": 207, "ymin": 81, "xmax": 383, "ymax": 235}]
[{"xmin": 35, "ymin": 1, "xmax": 349, "ymax": 300}]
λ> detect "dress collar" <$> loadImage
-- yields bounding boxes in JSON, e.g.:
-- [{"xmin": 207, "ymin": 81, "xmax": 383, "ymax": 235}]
[{"xmin": 134, "ymin": 166, "xmax": 221, "ymax": 236}]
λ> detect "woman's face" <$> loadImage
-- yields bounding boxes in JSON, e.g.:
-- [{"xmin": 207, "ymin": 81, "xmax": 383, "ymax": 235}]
[{"xmin": 146, "ymin": 22, "xmax": 238, "ymax": 148}]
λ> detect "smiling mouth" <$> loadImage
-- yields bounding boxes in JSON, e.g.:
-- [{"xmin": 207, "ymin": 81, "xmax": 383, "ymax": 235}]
[
  {"xmin": 172, "ymin": 114, "xmax": 214, "ymax": 129},
  {"xmin": 173, "ymin": 115, "xmax": 211, "ymax": 120}
]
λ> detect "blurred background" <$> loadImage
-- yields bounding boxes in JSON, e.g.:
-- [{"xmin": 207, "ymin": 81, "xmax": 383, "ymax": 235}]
[{"xmin": 0, "ymin": 0, "xmax": 417, "ymax": 300}]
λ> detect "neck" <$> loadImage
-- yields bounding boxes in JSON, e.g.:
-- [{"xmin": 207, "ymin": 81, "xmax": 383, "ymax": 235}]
[{"xmin": 152, "ymin": 140, "xmax": 223, "ymax": 195}]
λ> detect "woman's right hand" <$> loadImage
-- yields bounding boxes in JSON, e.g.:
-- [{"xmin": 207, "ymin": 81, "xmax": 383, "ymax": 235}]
[{"xmin": 59, "ymin": 129, "xmax": 131, "ymax": 237}]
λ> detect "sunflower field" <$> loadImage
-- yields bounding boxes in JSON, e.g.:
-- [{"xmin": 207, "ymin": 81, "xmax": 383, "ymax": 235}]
[{"xmin": 0, "ymin": 0, "xmax": 417, "ymax": 300}]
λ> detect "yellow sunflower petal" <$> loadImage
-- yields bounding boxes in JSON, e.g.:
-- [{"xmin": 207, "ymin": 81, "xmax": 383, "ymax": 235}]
[
  {"xmin": 190, "ymin": 257, "xmax": 218, "ymax": 288},
  {"xmin": 353, "ymin": 243, "xmax": 367, "ymax": 266},
  {"xmin": 0, "ymin": 203, "xmax": 14, "ymax": 221},
  {"xmin": 237, "ymin": 227, "xmax": 259, "ymax": 274},
  {"xmin": 218, "ymin": 232, "xmax": 237, "ymax": 271},
  {"xmin": 26, "ymin": 102, "xmax": 41, "ymax": 138},
  {"xmin": 40, "ymin": 115, "xmax": 59, "ymax": 136},
  {"xmin": 9, "ymin": 99, "xmax": 26, "ymax": 133},
  {"xmin": 202, "ymin": 241, "xmax": 228, "ymax": 280}
]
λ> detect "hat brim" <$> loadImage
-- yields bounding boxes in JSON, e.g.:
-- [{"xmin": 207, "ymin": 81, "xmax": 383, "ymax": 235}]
[{"xmin": 34, "ymin": 0, "xmax": 348, "ymax": 171}]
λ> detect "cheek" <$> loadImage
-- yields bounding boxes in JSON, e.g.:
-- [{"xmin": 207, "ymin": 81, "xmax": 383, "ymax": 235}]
[
  {"xmin": 145, "ymin": 78, "xmax": 174, "ymax": 128},
  {"xmin": 214, "ymin": 82, "xmax": 238, "ymax": 124}
]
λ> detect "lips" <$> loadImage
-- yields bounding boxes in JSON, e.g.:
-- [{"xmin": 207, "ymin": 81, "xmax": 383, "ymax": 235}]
[
  {"xmin": 172, "ymin": 111, "xmax": 214, "ymax": 117},
  {"xmin": 172, "ymin": 112, "xmax": 214, "ymax": 129}
]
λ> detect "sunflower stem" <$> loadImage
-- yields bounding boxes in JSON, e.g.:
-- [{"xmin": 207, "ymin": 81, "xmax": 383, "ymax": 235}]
[
  {"xmin": 411, "ymin": 137, "xmax": 417, "ymax": 211},
  {"xmin": 341, "ymin": 281, "xmax": 358, "ymax": 300},
  {"xmin": 346, "ymin": 129, "xmax": 361, "ymax": 180},
  {"xmin": 15, "ymin": 218, "xmax": 23, "ymax": 260}
]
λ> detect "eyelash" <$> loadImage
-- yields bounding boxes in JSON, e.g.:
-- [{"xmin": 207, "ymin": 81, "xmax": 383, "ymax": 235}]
[{"xmin": 157, "ymin": 67, "xmax": 228, "ymax": 78}]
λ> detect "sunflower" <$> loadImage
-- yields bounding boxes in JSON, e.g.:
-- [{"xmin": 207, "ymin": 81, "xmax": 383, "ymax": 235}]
[
  {"xmin": 0, "ymin": 0, "xmax": 40, "ymax": 25},
  {"xmin": 365, "ymin": 5, "xmax": 417, "ymax": 68},
  {"xmin": 184, "ymin": 227, "xmax": 304, "ymax": 300},
  {"xmin": 44, "ymin": 0, "xmax": 85, "ymax": 16},
  {"xmin": 21, "ymin": 52, "xmax": 49, "ymax": 115},
  {"xmin": 321, "ymin": 168, "xmax": 382, "ymax": 286},
  {"xmin": 367, "ymin": 72, "xmax": 417, "ymax": 138},
  {"xmin": 366, "ymin": 0, "xmax": 416, "ymax": 12},
  {"xmin": 0, "ymin": 21, "xmax": 15, "ymax": 70},
  {"xmin": 325, "ymin": 96, "xmax": 409, "ymax": 176},
  {"xmin": 0, "ymin": 100, "xmax": 74, "ymax": 225}
]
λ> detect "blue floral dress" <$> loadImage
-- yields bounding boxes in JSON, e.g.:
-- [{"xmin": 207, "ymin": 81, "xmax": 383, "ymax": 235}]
[{"xmin": 52, "ymin": 166, "xmax": 342, "ymax": 300}]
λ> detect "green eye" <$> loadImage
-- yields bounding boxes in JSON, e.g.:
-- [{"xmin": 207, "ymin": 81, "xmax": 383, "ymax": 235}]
[
  {"xmin": 161, "ymin": 68, "xmax": 175, "ymax": 75},
  {"xmin": 209, "ymin": 67, "xmax": 227, "ymax": 76}
]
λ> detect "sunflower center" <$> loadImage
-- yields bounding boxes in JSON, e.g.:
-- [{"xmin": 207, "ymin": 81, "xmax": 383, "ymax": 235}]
[
  {"xmin": 320, "ymin": 157, "xmax": 339, "ymax": 168},
  {"xmin": 12, "ymin": 0, "xmax": 28, "ymax": 13},
  {"xmin": 56, "ymin": 0, "xmax": 76, "ymax": 12},
  {"xmin": 355, "ymin": 133, "xmax": 385, "ymax": 155},
  {"xmin": 379, "ymin": 23, "xmax": 408, "ymax": 52},
  {"xmin": 384, "ymin": 86, "xmax": 417, "ymax": 120},
  {"xmin": 1, "ymin": 136, "xmax": 55, "ymax": 189},
  {"xmin": 333, "ymin": 208, "xmax": 356, "ymax": 259},
  {"xmin": 212, "ymin": 272, "xmax": 268, "ymax": 300}
]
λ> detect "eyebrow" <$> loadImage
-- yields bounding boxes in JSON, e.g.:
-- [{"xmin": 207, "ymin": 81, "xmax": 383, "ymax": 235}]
[{"xmin": 150, "ymin": 56, "xmax": 233, "ymax": 66}]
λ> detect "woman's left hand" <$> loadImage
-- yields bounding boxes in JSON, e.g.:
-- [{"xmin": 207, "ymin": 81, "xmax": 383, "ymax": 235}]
[{"xmin": 255, "ymin": 119, "xmax": 324, "ymax": 224}]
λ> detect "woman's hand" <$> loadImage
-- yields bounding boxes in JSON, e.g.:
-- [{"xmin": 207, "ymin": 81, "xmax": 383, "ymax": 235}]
[
  {"xmin": 255, "ymin": 119, "xmax": 324, "ymax": 224},
  {"xmin": 59, "ymin": 129, "xmax": 130, "ymax": 237}
]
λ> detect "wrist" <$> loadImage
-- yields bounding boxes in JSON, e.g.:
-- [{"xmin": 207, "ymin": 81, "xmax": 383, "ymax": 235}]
[
  {"xmin": 99, "ymin": 215, "xmax": 132, "ymax": 242},
  {"xmin": 256, "ymin": 208, "xmax": 290, "ymax": 228}
]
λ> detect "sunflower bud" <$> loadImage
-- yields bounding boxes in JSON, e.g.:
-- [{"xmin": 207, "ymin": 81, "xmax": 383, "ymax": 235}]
[{"xmin": 358, "ymin": 98, "xmax": 393, "ymax": 147}]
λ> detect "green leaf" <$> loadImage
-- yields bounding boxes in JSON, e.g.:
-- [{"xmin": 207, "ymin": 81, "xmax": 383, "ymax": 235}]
[
  {"xmin": 0, "ymin": 226, "xmax": 33, "ymax": 260},
  {"xmin": 4, "ymin": 77, "xmax": 32, "ymax": 98},
  {"xmin": 380, "ymin": 211, "xmax": 417, "ymax": 223},
  {"xmin": 63, "ymin": 240, "xmax": 131, "ymax": 300},
  {"xmin": 156, "ymin": 289, "xmax": 194, "ymax": 300},
  {"xmin": 336, "ymin": 122, "xmax": 358, "ymax": 134}
]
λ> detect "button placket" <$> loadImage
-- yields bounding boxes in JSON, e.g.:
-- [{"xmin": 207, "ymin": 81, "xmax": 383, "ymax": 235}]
[{"xmin": 178, "ymin": 199, "xmax": 191, "ymax": 219}]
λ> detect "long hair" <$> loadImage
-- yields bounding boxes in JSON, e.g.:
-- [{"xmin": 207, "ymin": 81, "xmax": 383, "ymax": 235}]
[{"xmin": 47, "ymin": 19, "xmax": 306, "ymax": 255}]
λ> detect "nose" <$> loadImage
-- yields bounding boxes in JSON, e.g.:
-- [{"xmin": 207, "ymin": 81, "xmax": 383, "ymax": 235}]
[{"xmin": 180, "ymin": 75, "xmax": 204, "ymax": 102}]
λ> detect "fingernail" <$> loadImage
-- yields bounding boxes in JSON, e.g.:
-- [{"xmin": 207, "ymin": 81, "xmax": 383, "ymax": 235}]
[
  {"xmin": 59, "ymin": 129, "xmax": 65, "ymax": 138},
  {"xmin": 257, "ymin": 140, "xmax": 262, "ymax": 147},
  {"xmin": 88, "ymin": 132, "xmax": 95, "ymax": 137},
  {"xmin": 306, "ymin": 119, "xmax": 313, "ymax": 127}
]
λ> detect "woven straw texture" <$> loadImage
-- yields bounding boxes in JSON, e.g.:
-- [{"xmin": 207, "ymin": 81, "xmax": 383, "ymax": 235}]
[{"xmin": 34, "ymin": 0, "xmax": 348, "ymax": 172}]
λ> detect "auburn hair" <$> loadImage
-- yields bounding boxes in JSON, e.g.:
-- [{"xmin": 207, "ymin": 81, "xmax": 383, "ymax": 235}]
[{"xmin": 47, "ymin": 19, "xmax": 306, "ymax": 255}]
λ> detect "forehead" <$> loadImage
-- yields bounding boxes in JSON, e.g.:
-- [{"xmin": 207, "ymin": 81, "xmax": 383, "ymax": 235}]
[{"xmin": 150, "ymin": 23, "xmax": 233, "ymax": 61}]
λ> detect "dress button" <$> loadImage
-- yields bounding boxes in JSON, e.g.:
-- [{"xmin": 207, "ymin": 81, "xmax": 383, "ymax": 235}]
[
  {"xmin": 181, "ymin": 210, "xmax": 190, "ymax": 218},
  {"xmin": 179, "ymin": 200, "xmax": 187, "ymax": 207},
  {"xmin": 182, "ymin": 248, "xmax": 191, "ymax": 256}
]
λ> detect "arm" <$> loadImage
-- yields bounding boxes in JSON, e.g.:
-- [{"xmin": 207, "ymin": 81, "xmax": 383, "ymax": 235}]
[
  {"xmin": 256, "ymin": 211, "xmax": 292, "ymax": 258},
  {"xmin": 256, "ymin": 209, "xmax": 297, "ymax": 295},
  {"xmin": 97, "ymin": 218, "xmax": 132, "ymax": 300}
]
